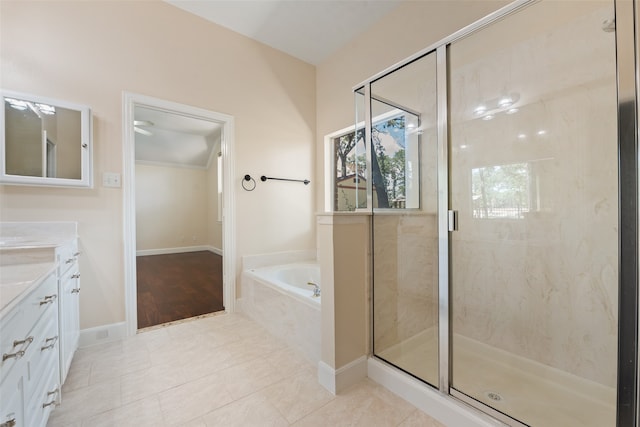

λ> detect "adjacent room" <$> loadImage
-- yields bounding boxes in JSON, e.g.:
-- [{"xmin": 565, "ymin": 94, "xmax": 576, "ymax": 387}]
[{"xmin": 134, "ymin": 105, "xmax": 225, "ymax": 328}]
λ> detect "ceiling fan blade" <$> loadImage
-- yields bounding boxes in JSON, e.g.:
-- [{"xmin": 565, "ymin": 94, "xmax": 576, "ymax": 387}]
[{"xmin": 134, "ymin": 127, "xmax": 153, "ymax": 136}]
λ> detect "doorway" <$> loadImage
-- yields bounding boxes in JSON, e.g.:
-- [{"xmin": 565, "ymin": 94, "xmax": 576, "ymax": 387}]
[{"xmin": 123, "ymin": 93, "xmax": 236, "ymax": 334}]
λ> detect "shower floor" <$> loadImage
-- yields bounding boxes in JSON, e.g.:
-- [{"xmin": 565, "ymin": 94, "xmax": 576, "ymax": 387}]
[{"xmin": 377, "ymin": 330, "xmax": 615, "ymax": 427}]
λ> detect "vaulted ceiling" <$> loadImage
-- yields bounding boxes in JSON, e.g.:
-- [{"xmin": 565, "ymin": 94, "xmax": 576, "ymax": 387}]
[{"xmin": 164, "ymin": 0, "xmax": 404, "ymax": 65}]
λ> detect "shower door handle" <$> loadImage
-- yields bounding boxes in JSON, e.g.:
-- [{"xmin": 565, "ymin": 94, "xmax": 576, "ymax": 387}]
[{"xmin": 448, "ymin": 210, "xmax": 458, "ymax": 232}]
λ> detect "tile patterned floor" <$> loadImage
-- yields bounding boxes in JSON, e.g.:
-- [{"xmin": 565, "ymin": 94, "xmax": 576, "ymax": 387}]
[{"xmin": 47, "ymin": 313, "xmax": 446, "ymax": 427}]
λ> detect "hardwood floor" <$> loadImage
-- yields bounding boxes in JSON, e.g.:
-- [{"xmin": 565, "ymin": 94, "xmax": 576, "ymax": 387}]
[{"xmin": 136, "ymin": 251, "xmax": 224, "ymax": 329}]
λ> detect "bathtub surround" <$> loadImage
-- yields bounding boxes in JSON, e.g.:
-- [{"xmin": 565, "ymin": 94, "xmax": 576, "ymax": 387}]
[{"xmin": 238, "ymin": 253, "xmax": 320, "ymax": 364}]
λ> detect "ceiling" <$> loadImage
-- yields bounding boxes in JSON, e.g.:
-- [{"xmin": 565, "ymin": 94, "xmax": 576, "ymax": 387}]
[
  {"xmin": 164, "ymin": 0, "xmax": 404, "ymax": 65},
  {"xmin": 134, "ymin": 106, "xmax": 222, "ymax": 169}
]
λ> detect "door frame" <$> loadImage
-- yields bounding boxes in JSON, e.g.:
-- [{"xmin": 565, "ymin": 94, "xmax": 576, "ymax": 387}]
[{"xmin": 122, "ymin": 92, "xmax": 236, "ymax": 336}]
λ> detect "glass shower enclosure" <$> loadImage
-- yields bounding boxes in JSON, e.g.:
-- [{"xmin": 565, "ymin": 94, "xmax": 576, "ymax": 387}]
[{"xmin": 360, "ymin": 0, "xmax": 636, "ymax": 425}]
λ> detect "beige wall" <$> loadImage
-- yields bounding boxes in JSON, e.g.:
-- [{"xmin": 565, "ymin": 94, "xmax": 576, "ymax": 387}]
[
  {"xmin": 135, "ymin": 163, "xmax": 209, "ymax": 251},
  {"xmin": 0, "ymin": 0, "xmax": 316, "ymax": 330}
]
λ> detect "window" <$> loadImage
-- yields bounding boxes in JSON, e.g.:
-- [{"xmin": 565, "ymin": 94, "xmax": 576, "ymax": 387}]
[
  {"xmin": 325, "ymin": 108, "xmax": 420, "ymax": 212},
  {"xmin": 332, "ymin": 127, "xmax": 367, "ymax": 211}
]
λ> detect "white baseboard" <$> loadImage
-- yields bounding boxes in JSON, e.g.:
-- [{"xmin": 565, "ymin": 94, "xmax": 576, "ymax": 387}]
[
  {"xmin": 79, "ymin": 322, "xmax": 128, "ymax": 348},
  {"xmin": 136, "ymin": 245, "xmax": 222, "ymax": 256},
  {"xmin": 318, "ymin": 356, "xmax": 367, "ymax": 395},
  {"xmin": 367, "ymin": 358, "xmax": 503, "ymax": 427}
]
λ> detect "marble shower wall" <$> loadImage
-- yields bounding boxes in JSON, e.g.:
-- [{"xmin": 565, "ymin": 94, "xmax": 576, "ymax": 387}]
[
  {"xmin": 449, "ymin": 1, "xmax": 618, "ymax": 387},
  {"xmin": 373, "ymin": 213, "xmax": 439, "ymax": 353}
]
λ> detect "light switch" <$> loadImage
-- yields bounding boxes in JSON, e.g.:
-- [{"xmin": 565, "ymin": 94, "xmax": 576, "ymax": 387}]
[{"xmin": 102, "ymin": 172, "xmax": 121, "ymax": 188}]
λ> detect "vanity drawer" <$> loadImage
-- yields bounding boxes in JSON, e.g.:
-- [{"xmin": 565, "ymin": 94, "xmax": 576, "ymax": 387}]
[
  {"xmin": 25, "ymin": 360, "xmax": 59, "ymax": 427},
  {"xmin": 0, "ymin": 307, "xmax": 25, "ymax": 384},
  {"xmin": 0, "ymin": 367, "xmax": 25, "ymax": 427},
  {"xmin": 0, "ymin": 272, "xmax": 57, "ymax": 383},
  {"xmin": 56, "ymin": 240, "xmax": 79, "ymax": 276},
  {"xmin": 25, "ymin": 303, "xmax": 59, "ymax": 399}
]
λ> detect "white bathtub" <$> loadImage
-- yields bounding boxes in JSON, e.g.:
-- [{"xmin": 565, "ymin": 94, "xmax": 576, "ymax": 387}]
[
  {"xmin": 246, "ymin": 263, "xmax": 321, "ymax": 306},
  {"xmin": 239, "ymin": 262, "xmax": 321, "ymax": 363}
]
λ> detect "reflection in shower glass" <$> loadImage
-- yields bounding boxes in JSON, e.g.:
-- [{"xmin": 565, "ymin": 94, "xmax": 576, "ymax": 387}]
[
  {"xmin": 449, "ymin": 1, "xmax": 617, "ymax": 425},
  {"xmin": 371, "ymin": 52, "xmax": 439, "ymax": 386},
  {"xmin": 471, "ymin": 162, "xmax": 530, "ymax": 219}
]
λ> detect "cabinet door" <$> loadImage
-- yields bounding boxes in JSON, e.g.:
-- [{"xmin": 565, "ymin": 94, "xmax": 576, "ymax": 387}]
[
  {"xmin": 59, "ymin": 268, "xmax": 80, "ymax": 384},
  {"xmin": 0, "ymin": 370, "xmax": 25, "ymax": 427}
]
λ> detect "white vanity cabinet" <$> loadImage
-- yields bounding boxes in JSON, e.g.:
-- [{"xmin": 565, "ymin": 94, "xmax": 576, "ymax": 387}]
[
  {"xmin": 56, "ymin": 240, "xmax": 80, "ymax": 384},
  {"xmin": 0, "ymin": 270, "xmax": 60, "ymax": 427},
  {"xmin": 0, "ymin": 223, "xmax": 81, "ymax": 426}
]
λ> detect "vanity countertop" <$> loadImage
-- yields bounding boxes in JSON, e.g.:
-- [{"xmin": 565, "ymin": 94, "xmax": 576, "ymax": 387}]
[
  {"xmin": 0, "ymin": 221, "xmax": 78, "ymax": 249},
  {"xmin": 0, "ymin": 221, "xmax": 78, "ymax": 314},
  {"xmin": 0, "ymin": 235, "xmax": 76, "ymax": 249}
]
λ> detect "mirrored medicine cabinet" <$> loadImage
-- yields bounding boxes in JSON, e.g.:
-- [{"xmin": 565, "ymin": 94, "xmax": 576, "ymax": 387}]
[{"xmin": 0, "ymin": 90, "xmax": 93, "ymax": 187}]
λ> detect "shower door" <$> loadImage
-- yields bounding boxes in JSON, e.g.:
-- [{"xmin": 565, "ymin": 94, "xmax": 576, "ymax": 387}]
[
  {"xmin": 370, "ymin": 52, "xmax": 439, "ymax": 386},
  {"xmin": 448, "ymin": 0, "xmax": 619, "ymax": 425}
]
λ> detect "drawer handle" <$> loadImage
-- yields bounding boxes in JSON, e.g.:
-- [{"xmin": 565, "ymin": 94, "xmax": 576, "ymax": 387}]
[
  {"xmin": 3, "ymin": 335, "xmax": 34, "ymax": 361},
  {"xmin": 2, "ymin": 350, "xmax": 24, "ymax": 361},
  {"xmin": 40, "ymin": 294, "xmax": 57, "ymax": 305},
  {"xmin": 13, "ymin": 336, "xmax": 34, "ymax": 347},
  {"xmin": 0, "ymin": 418, "xmax": 16, "ymax": 427},
  {"xmin": 2, "ymin": 350, "xmax": 24, "ymax": 362},
  {"xmin": 73, "ymin": 251, "xmax": 81, "ymax": 257},
  {"xmin": 42, "ymin": 385, "xmax": 59, "ymax": 408},
  {"xmin": 71, "ymin": 287, "xmax": 81, "ymax": 294},
  {"xmin": 41, "ymin": 336, "xmax": 59, "ymax": 351},
  {"xmin": 71, "ymin": 273, "xmax": 81, "ymax": 279}
]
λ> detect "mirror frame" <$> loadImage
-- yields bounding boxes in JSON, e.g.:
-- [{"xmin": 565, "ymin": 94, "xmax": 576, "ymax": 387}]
[{"xmin": 0, "ymin": 89, "xmax": 93, "ymax": 188}]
